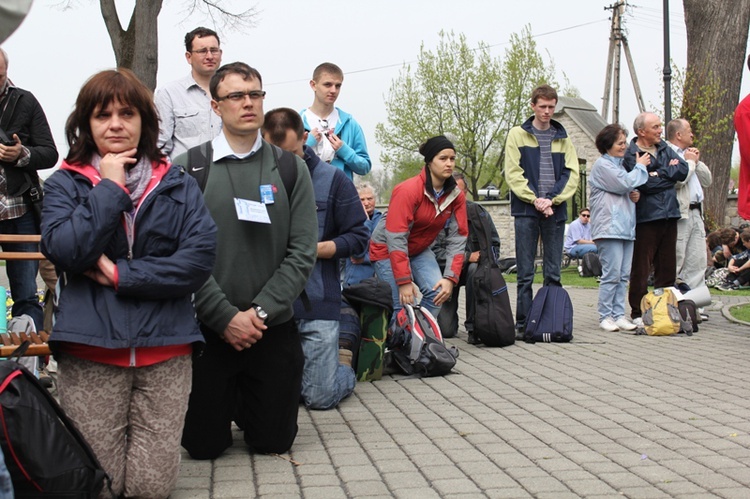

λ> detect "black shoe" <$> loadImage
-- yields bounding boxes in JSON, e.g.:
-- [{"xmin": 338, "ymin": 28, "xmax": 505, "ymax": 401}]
[
  {"xmin": 466, "ymin": 331, "xmax": 481, "ymax": 345},
  {"xmin": 515, "ymin": 330, "xmax": 525, "ymax": 341}
]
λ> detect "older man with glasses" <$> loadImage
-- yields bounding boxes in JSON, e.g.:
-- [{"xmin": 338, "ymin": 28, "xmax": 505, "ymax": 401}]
[{"xmin": 155, "ymin": 27, "xmax": 223, "ymax": 160}]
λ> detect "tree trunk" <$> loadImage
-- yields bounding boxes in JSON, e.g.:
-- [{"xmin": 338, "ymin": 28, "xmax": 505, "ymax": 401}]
[
  {"xmin": 682, "ymin": 0, "xmax": 750, "ymax": 228},
  {"xmin": 99, "ymin": 0, "xmax": 163, "ymax": 91}
]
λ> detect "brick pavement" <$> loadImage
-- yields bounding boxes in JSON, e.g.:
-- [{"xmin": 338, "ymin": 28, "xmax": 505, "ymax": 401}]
[{"xmin": 173, "ymin": 285, "xmax": 750, "ymax": 498}]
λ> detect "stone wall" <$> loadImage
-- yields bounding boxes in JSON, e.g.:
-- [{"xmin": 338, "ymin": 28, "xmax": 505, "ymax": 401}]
[{"xmin": 554, "ymin": 114, "xmax": 598, "ymax": 172}]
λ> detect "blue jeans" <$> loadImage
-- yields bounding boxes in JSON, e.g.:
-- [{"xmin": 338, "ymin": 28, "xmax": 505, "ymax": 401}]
[
  {"xmin": 0, "ymin": 446, "xmax": 12, "ymax": 499},
  {"xmin": 595, "ymin": 238, "xmax": 634, "ymax": 321},
  {"xmin": 0, "ymin": 211, "xmax": 43, "ymax": 331},
  {"xmin": 297, "ymin": 319, "xmax": 355, "ymax": 410},
  {"xmin": 373, "ymin": 248, "xmax": 443, "ymax": 320},
  {"xmin": 514, "ymin": 215, "xmax": 564, "ymax": 328},
  {"xmin": 568, "ymin": 244, "xmax": 598, "ymax": 258}
]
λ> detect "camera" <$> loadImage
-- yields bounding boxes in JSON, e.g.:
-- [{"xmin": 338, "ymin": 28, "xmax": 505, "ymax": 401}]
[
  {"xmin": 319, "ymin": 119, "xmax": 331, "ymax": 138},
  {"xmin": 0, "ymin": 127, "xmax": 17, "ymax": 147}
]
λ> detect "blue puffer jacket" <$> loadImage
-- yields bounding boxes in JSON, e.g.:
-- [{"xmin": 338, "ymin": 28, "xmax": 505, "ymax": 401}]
[
  {"xmin": 623, "ymin": 138, "xmax": 688, "ymax": 224},
  {"xmin": 40, "ymin": 160, "xmax": 217, "ymax": 349}
]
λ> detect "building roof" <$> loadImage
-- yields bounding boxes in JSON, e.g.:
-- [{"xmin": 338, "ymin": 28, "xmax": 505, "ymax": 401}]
[{"xmin": 554, "ymin": 96, "xmax": 608, "ymax": 143}]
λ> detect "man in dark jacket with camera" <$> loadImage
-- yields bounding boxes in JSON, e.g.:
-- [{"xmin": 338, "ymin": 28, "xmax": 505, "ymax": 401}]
[
  {"xmin": 0, "ymin": 48, "xmax": 58, "ymax": 330},
  {"xmin": 623, "ymin": 112, "xmax": 689, "ymax": 325}
]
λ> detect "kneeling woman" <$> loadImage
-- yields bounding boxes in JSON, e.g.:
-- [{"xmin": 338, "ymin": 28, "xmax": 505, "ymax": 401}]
[
  {"xmin": 370, "ymin": 135, "xmax": 468, "ymax": 320},
  {"xmin": 41, "ymin": 69, "xmax": 217, "ymax": 498}
]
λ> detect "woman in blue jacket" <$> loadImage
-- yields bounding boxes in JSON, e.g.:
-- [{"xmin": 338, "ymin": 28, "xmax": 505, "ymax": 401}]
[
  {"xmin": 589, "ymin": 124, "xmax": 649, "ymax": 333},
  {"xmin": 41, "ymin": 69, "xmax": 216, "ymax": 499}
]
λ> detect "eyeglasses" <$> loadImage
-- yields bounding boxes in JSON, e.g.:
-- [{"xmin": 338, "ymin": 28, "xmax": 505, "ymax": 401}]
[
  {"xmin": 190, "ymin": 47, "xmax": 222, "ymax": 57},
  {"xmin": 215, "ymin": 90, "xmax": 266, "ymax": 102},
  {"xmin": 581, "ymin": 214, "xmax": 590, "ymax": 218}
]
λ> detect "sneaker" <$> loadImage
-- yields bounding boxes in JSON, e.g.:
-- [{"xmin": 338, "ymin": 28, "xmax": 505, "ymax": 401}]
[
  {"xmin": 599, "ymin": 317, "xmax": 619, "ymax": 332},
  {"xmin": 614, "ymin": 317, "xmax": 637, "ymax": 331},
  {"xmin": 717, "ymin": 281, "xmax": 739, "ymax": 292},
  {"xmin": 632, "ymin": 317, "xmax": 644, "ymax": 328},
  {"xmin": 466, "ymin": 331, "xmax": 481, "ymax": 345}
]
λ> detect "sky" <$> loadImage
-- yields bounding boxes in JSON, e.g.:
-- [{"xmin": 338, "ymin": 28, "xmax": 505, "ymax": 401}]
[{"xmin": 2, "ymin": 0, "xmax": 748, "ymax": 178}]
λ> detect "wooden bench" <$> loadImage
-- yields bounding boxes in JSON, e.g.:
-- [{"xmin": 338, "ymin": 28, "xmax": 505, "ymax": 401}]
[{"xmin": 0, "ymin": 234, "xmax": 51, "ymax": 357}]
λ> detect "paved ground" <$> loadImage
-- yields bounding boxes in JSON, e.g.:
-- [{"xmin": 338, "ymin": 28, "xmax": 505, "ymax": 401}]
[{"xmin": 171, "ymin": 285, "xmax": 750, "ymax": 499}]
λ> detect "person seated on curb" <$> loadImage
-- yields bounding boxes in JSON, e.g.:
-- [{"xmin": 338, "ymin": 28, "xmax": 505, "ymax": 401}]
[
  {"xmin": 564, "ymin": 208, "xmax": 597, "ymax": 259},
  {"xmin": 717, "ymin": 228, "xmax": 750, "ymax": 291},
  {"xmin": 432, "ymin": 172, "xmax": 500, "ymax": 344},
  {"xmin": 263, "ymin": 107, "xmax": 369, "ymax": 410}
]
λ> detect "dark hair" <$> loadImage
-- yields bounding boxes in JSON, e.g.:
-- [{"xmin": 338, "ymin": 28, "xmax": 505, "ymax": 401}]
[
  {"xmin": 185, "ymin": 27, "xmax": 220, "ymax": 52},
  {"xmin": 706, "ymin": 228, "xmax": 737, "ymax": 249},
  {"xmin": 531, "ymin": 84, "xmax": 558, "ymax": 104},
  {"xmin": 65, "ymin": 68, "xmax": 162, "ymax": 165},
  {"xmin": 579, "ymin": 207, "xmax": 590, "ymax": 214},
  {"xmin": 595, "ymin": 123, "xmax": 627, "ymax": 154},
  {"xmin": 312, "ymin": 62, "xmax": 343, "ymax": 81},
  {"xmin": 741, "ymin": 228, "xmax": 750, "ymax": 243},
  {"xmin": 263, "ymin": 108, "xmax": 305, "ymax": 145},
  {"xmin": 209, "ymin": 62, "xmax": 263, "ymax": 100}
]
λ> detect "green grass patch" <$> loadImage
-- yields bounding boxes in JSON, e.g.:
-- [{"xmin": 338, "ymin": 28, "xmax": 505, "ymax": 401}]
[
  {"xmin": 503, "ymin": 266, "xmax": 600, "ymax": 288},
  {"xmin": 729, "ymin": 303, "xmax": 750, "ymax": 322}
]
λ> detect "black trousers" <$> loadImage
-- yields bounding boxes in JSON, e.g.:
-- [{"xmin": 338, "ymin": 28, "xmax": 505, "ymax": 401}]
[
  {"xmin": 629, "ymin": 219, "xmax": 678, "ymax": 318},
  {"xmin": 182, "ymin": 318, "xmax": 304, "ymax": 460}
]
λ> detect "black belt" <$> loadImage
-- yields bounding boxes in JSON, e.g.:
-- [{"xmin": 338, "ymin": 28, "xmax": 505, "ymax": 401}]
[{"xmin": 689, "ymin": 203, "xmax": 701, "ymax": 211}]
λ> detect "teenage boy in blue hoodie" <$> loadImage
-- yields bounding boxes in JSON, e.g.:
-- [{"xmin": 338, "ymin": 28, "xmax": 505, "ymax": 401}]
[
  {"xmin": 300, "ymin": 62, "xmax": 371, "ymax": 180},
  {"xmin": 264, "ymin": 107, "xmax": 369, "ymax": 410}
]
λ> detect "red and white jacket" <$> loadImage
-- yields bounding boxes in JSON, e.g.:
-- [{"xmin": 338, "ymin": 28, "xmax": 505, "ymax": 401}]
[{"xmin": 370, "ymin": 168, "xmax": 468, "ymax": 286}]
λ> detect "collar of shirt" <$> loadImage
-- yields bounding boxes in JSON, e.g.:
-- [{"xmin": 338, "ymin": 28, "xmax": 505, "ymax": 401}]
[{"xmin": 212, "ymin": 131, "xmax": 263, "ymax": 161}]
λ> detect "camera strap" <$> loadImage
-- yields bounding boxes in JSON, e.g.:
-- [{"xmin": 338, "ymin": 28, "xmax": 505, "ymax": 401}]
[{"xmin": 0, "ymin": 87, "xmax": 18, "ymax": 131}]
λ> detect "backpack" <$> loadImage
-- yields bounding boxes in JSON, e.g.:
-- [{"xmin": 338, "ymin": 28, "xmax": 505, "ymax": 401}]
[
  {"xmin": 342, "ymin": 277, "xmax": 394, "ymax": 382},
  {"xmin": 640, "ymin": 288, "xmax": 682, "ymax": 336},
  {"xmin": 523, "ymin": 284, "xmax": 574, "ymax": 343},
  {"xmin": 467, "ymin": 203, "xmax": 515, "ymax": 347},
  {"xmin": 579, "ymin": 252, "xmax": 602, "ymax": 277},
  {"xmin": 185, "ymin": 141, "xmax": 298, "ymax": 199},
  {"xmin": 387, "ymin": 304, "xmax": 458, "ymax": 377},
  {"xmin": 0, "ymin": 344, "xmax": 110, "ymax": 498}
]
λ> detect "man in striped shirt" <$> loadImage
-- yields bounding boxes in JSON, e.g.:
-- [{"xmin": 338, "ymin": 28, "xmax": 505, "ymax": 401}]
[{"xmin": 504, "ymin": 85, "xmax": 579, "ymax": 339}]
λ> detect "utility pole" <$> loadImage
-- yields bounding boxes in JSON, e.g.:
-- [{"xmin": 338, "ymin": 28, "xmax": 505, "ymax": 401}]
[
  {"xmin": 601, "ymin": 1, "xmax": 646, "ymax": 123},
  {"xmin": 663, "ymin": 0, "xmax": 672, "ymax": 123}
]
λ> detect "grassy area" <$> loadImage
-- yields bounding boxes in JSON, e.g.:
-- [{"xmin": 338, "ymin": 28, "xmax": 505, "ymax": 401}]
[
  {"xmin": 729, "ymin": 303, "xmax": 750, "ymax": 323},
  {"xmin": 503, "ymin": 265, "xmax": 750, "ymax": 296}
]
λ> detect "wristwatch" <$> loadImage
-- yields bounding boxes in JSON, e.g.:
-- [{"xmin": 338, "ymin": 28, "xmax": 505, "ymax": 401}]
[{"xmin": 252, "ymin": 304, "xmax": 268, "ymax": 322}]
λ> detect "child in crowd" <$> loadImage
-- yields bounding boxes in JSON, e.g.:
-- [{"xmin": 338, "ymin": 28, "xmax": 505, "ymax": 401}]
[{"xmin": 717, "ymin": 228, "xmax": 750, "ymax": 291}]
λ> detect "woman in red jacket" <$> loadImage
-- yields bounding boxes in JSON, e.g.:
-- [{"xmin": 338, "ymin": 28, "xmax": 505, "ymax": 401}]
[{"xmin": 370, "ymin": 135, "xmax": 468, "ymax": 320}]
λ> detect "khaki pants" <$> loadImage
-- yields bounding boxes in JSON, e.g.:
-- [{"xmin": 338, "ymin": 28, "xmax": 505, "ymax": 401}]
[{"xmin": 57, "ymin": 354, "xmax": 192, "ymax": 499}]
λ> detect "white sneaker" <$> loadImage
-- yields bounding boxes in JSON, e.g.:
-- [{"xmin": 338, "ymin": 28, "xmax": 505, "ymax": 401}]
[
  {"xmin": 614, "ymin": 317, "xmax": 637, "ymax": 331},
  {"xmin": 632, "ymin": 317, "xmax": 644, "ymax": 328},
  {"xmin": 599, "ymin": 317, "xmax": 619, "ymax": 332}
]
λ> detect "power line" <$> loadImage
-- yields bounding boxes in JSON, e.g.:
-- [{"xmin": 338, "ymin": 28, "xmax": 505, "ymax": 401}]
[{"xmin": 266, "ymin": 18, "xmax": 609, "ymax": 87}]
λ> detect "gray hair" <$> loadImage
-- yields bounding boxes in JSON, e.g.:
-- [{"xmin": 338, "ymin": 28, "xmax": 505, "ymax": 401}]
[
  {"xmin": 0, "ymin": 48, "xmax": 7, "ymax": 68},
  {"xmin": 356, "ymin": 182, "xmax": 375, "ymax": 195},
  {"xmin": 633, "ymin": 113, "xmax": 648, "ymax": 133}
]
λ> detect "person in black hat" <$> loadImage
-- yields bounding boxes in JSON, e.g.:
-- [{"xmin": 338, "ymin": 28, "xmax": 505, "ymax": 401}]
[{"xmin": 369, "ymin": 135, "xmax": 468, "ymax": 321}]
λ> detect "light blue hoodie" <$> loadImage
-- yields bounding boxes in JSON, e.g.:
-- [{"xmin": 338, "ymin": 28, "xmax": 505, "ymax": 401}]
[{"xmin": 300, "ymin": 107, "xmax": 371, "ymax": 179}]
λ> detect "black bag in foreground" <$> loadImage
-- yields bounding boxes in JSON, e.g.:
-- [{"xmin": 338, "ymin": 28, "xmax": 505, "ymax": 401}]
[
  {"xmin": 0, "ymin": 343, "xmax": 110, "ymax": 498},
  {"xmin": 468, "ymin": 203, "xmax": 515, "ymax": 347}
]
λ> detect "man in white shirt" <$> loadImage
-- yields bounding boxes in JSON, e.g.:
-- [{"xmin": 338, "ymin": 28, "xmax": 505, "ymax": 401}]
[
  {"xmin": 155, "ymin": 27, "xmax": 223, "ymax": 160},
  {"xmin": 666, "ymin": 118, "xmax": 713, "ymax": 292},
  {"xmin": 299, "ymin": 62, "xmax": 371, "ymax": 180}
]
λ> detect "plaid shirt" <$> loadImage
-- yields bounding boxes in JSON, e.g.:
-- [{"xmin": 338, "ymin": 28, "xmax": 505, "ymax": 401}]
[{"xmin": 0, "ymin": 80, "xmax": 30, "ymax": 221}]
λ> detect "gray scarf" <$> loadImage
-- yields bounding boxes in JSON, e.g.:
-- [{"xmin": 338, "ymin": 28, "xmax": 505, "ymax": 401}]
[{"xmin": 91, "ymin": 154, "xmax": 153, "ymax": 206}]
